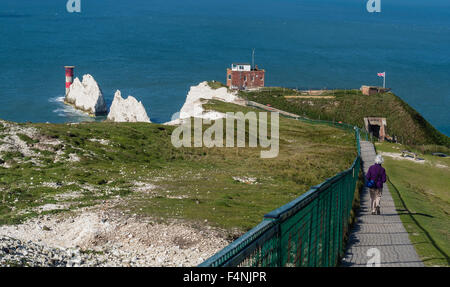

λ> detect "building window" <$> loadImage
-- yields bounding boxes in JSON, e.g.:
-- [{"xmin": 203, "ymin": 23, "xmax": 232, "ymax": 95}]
[
  {"xmin": 239, "ymin": 65, "xmax": 244, "ymax": 70},
  {"xmin": 228, "ymin": 74, "xmax": 231, "ymax": 80},
  {"xmin": 244, "ymin": 76, "xmax": 247, "ymax": 81}
]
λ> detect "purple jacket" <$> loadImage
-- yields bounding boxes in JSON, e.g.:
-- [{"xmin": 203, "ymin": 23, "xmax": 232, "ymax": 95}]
[{"xmin": 366, "ymin": 164, "xmax": 386, "ymax": 189}]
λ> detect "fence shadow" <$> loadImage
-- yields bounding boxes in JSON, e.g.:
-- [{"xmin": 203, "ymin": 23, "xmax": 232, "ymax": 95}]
[{"xmin": 388, "ymin": 178, "xmax": 449, "ymax": 265}]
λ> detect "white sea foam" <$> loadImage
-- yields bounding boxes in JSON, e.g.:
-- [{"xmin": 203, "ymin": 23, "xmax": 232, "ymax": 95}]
[
  {"xmin": 50, "ymin": 95, "xmax": 94, "ymax": 121},
  {"xmin": 48, "ymin": 96, "xmax": 65, "ymax": 103}
]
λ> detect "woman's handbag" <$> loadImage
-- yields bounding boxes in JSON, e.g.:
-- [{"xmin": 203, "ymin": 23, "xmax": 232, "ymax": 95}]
[{"xmin": 366, "ymin": 179, "xmax": 375, "ymax": 188}]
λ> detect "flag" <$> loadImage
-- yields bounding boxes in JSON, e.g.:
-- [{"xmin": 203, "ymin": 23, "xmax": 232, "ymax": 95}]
[{"xmin": 377, "ymin": 72, "xmax": 385, "ymax": 77}]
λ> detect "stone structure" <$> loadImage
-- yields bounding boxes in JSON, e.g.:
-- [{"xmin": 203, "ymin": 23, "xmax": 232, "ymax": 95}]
[
  {"xmin": 364, "ymin": 117, "xmax": 387, "ymax": 141},
  {"xmin": 360, "ymin": 86, "xmax": 391, "ymax": 96}
]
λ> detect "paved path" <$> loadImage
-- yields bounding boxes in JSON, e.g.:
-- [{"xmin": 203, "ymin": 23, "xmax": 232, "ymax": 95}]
[{"xmin": 342, "ymin": 140, "xmax": 423, "ymax": 267}]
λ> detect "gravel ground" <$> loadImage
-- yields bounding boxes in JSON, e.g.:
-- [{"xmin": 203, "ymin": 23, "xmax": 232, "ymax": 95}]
[
  {"xmin": 1, "ymin": 236, "xmax": 108, "ymax": 267},
  {"xmin": 0, "ymin": 201, "xmax": 232, "ymax": 267}
]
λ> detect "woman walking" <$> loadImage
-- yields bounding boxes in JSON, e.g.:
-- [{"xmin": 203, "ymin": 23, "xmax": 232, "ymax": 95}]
[{"xmin": 366, "ymin": 155, "xmax": 387, "ymax": 215}]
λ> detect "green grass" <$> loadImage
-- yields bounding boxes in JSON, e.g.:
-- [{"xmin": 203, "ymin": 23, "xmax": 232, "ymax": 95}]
[
  {"xmin": 375, "ymin": 142, "xmax": 450, "ymax": 266},
  {"xmin": 240, "ymin": 87, "xmax": 449, "ymax": 147},
  {"xmin": 17, "ymin": 133, "xmax": 39, "ymax": 145},
  {"xmin": 207, "ymin": 81, "xmax": 228, "ymax": 90},
  {"xmin": 0, "ymin": 100, "xmax": 356, "ymax": 235}
]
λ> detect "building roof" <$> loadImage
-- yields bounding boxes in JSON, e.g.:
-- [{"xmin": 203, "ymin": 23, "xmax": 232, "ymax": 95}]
[{"xmin": 232, "ymin": 63, "xmax": 251, "ymax": 66}]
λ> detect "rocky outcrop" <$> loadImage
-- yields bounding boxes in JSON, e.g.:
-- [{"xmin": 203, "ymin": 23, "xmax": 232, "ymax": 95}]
[
  {"xmin": 65, "ymin": 74, "xmax": 107, "ymax": 115},
  {"xmin": 0, "ymin": 120, "xmax": 63, "ymax": 168},
  {"xmin": 165, "ymin": 81, "xmax": 240, "ymax": 125},
  {"xmin": 107, "ymin": 90, "xmax": 151, "ymax": 123}
]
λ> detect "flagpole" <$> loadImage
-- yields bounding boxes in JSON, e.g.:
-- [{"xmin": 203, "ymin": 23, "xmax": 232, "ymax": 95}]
[{"xmin": 383, "ymin": 72, "xmax": 386, "ymax": 88}]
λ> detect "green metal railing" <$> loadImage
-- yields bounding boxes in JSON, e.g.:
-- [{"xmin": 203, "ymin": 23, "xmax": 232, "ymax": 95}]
[{"xmin": 199, "ymin": 114, "xmax": 365, "ymax": 267}]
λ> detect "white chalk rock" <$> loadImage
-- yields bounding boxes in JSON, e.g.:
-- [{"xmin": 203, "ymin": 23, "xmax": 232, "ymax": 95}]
[
  {"xmin": 65, "ymin": 74, "xmax": 107, "ymax": 115},
  {"xmin": 174, "ymin": 81, "xmax": 238, "ymax": 123},
  {"xmin": 107, "ymin": 90, "xmax": 151, "ymax": 123}
]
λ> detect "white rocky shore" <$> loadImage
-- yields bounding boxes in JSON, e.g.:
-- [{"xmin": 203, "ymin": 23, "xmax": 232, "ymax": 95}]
[
  {"xmin": 107, "ymin": 90, "xmax": 151, "ymax": 123},
  {"xmin": 65, "ymin": 74, "xmax": 107, "ymax": 116},
  {"xmin": 165, "ymin": 81, "xmax": 244, "ymax": 125}
]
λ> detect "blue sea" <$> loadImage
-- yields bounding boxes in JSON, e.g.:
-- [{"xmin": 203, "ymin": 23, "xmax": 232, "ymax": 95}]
[{"xmin": 0, "ymin": 0, "xmax": 449, "ymax": 136}]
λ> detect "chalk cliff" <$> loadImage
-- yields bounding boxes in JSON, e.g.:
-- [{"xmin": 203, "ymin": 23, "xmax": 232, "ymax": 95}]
[
  {"xmin": 65, "ymin": 74, "xmax": 107, "ymax": 115},
  {"xmin": 107, "ymin": 90, "xmax": 151, "ymax": 123},
  {"xmin": 165, "ymin": 81, "xmax": 241, "ymax": 125}
]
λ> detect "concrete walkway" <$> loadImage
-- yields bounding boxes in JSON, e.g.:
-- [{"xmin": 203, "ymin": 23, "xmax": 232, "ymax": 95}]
[{"xmin": 342, "ymin": 140, "xmax": 424, "ymax": 267}]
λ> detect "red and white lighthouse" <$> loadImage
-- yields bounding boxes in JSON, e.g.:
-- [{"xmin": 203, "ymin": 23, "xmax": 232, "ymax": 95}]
[{"xmin": 64, "ymin": 66, "xmax": 75, "ymax": 95}]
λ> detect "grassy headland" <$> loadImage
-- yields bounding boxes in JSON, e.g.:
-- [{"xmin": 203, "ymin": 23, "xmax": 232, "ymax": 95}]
[
  {"xmin": 375, "ymin": 142, "xmax": 450, "ymax": 266},
  {"xmin": 0, "ymin": 100, "xmax": 356, "ymax": 235},
  {"xmin": 239, "ymin": 87, "xmax": 449, "ymax": 148}
]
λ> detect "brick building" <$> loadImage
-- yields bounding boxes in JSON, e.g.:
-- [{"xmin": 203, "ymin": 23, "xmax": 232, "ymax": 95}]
[{"xmin": 226, "ymin": 63, "xmax": 265, "ymax": 90}]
